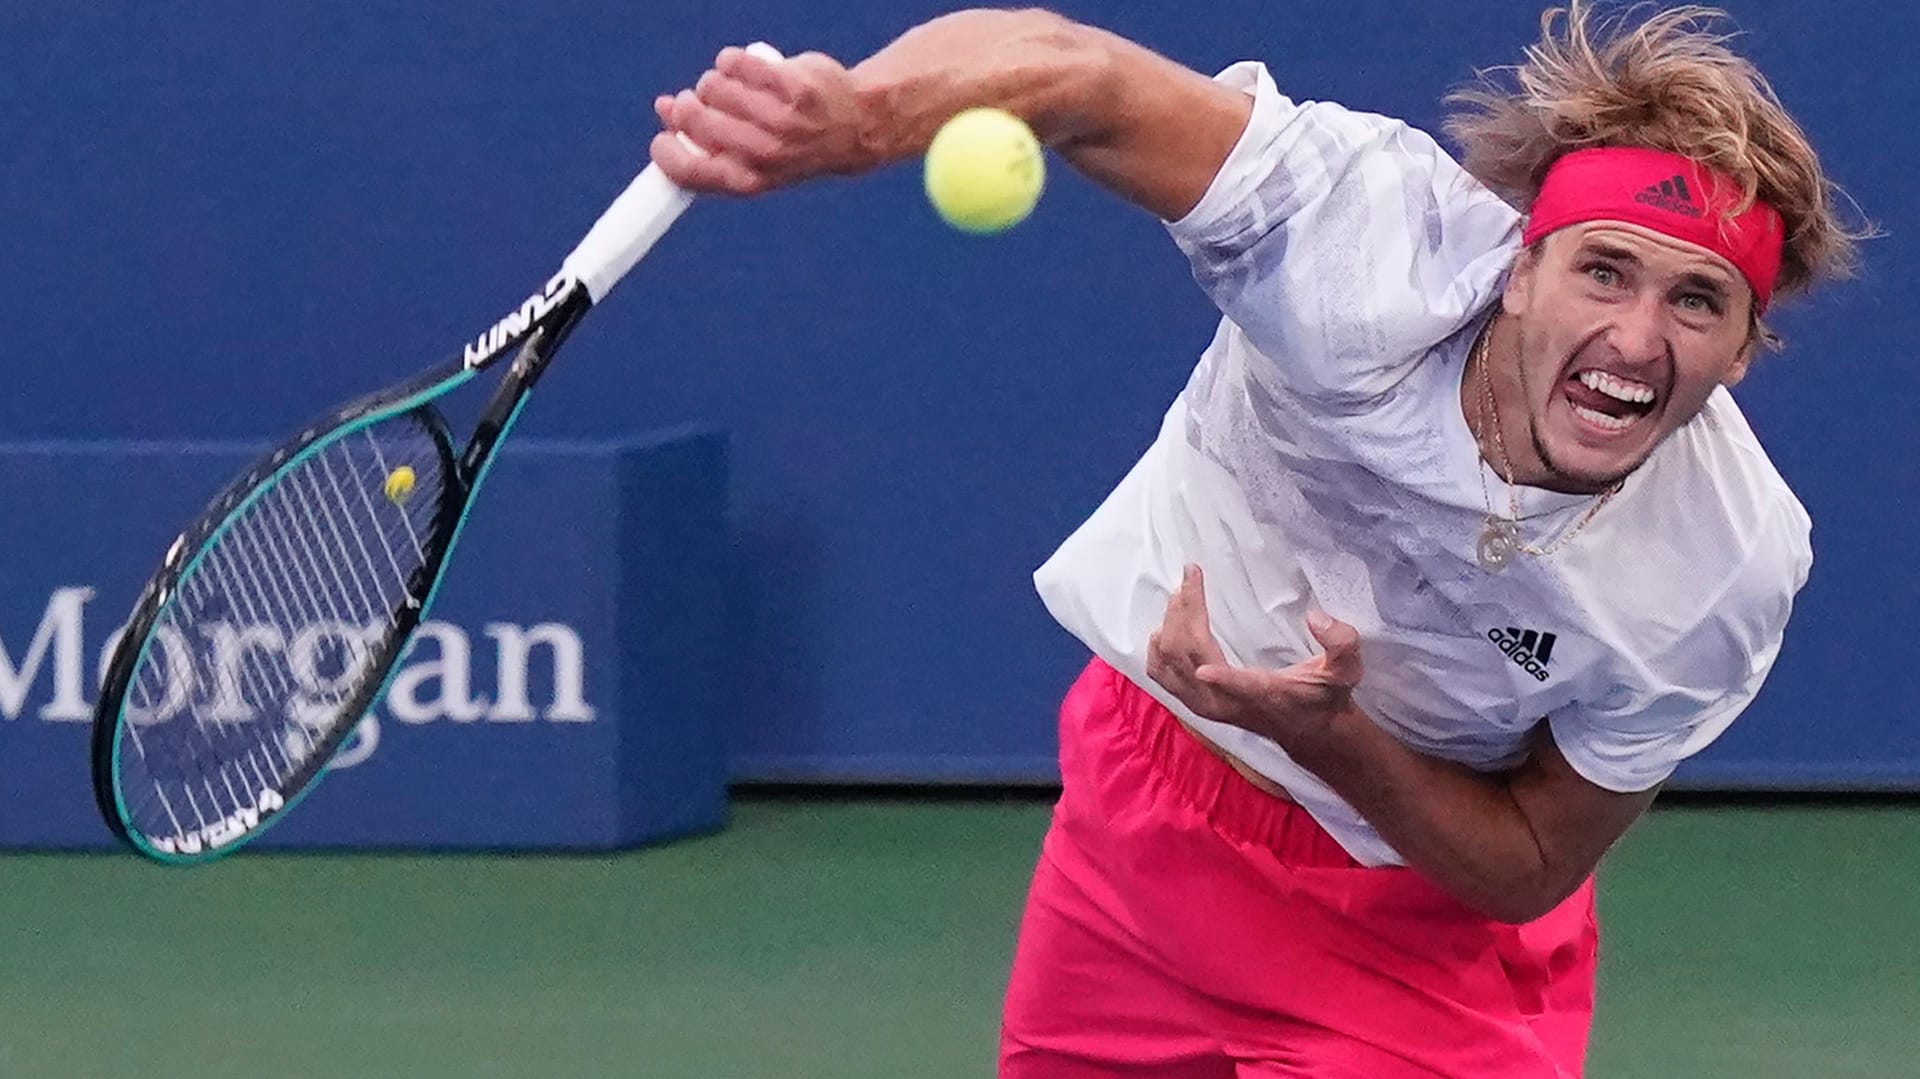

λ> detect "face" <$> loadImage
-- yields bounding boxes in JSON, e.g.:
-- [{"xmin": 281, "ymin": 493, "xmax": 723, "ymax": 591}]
[{"xmin": 1498, "ymin": 221, "xmax": 1756, "ymax": 493}]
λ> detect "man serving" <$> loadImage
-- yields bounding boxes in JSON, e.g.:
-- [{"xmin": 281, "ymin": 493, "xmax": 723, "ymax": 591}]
[{"xmin": 650, "ymin": 3, "xmax": 1861, "ymax": 1074}]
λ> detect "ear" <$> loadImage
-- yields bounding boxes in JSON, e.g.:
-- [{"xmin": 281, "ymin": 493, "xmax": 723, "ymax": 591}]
[
  {"xmin": 1722, "ymin": 296, "xmax": 1763, "ymax": 387},
  {"xmin": 1722, "ymin": 338, "xmax": 1756, "ymax": 387},
  {"xmin": 1503, "ymin": 241, "xmax": 1540, "ymax": 317}
]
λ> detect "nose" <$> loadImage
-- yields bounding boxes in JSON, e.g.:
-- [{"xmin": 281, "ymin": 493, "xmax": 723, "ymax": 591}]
[{"xmin": 1604, "ymin": 294, "xmax": 1669, "ymax": 368}]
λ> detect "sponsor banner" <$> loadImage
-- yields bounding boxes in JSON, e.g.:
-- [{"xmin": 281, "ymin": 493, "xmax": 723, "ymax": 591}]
[{"xmin": 0, "ymin": 433, "xmax": 731, "ymax": 849}]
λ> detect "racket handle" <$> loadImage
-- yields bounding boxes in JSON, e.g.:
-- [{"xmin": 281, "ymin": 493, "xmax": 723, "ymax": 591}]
[{"xmin": 562, "ymin": 42, "xmax": 785, "ymax": 303}]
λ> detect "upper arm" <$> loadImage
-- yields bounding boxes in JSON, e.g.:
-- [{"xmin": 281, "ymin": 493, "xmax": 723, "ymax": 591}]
[
  {"xmin": 1162, "ymin": 64, "xmax": 1521, "ymax": 398},
  {"xmin": 1551, "ymin": 508, "xmax": 1805, "ymax": 795},
  {"xmin": 1058, "ymin": 27, "xmax": 1255, "ymax": 221}
]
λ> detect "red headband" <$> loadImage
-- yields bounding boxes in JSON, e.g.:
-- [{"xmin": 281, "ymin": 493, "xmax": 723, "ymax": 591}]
[{"xmin": 1522, "ymin": 147, "xmax": 1785, "ymax": 311}]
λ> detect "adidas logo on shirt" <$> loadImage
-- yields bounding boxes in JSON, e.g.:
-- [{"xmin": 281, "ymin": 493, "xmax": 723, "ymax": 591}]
[
  {"xmin": 1634, "ymin": 174, "xmax": 1705, "ymax": 219},
  {"xmin": 1488, "ymin": 626, "xmax": 1557, "ymax": 683}
]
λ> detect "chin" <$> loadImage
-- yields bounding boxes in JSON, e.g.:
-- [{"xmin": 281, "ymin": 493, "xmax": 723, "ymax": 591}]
[
  {"xmin": 1543, "ymin": 454, "xmax": 1642, "ymax": 493},
  {"xmin": 1532, "ymin": 421, "xmax": 1657, "ymax": 493}
]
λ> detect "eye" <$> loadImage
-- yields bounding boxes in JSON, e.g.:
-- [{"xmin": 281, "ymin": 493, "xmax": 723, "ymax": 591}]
[
  {"xmin": 1584, "ymin": 262, "xmax": 1622, "ymax": 288},
  {"xmin": 1676, "ymin": 292, "xmax": 1724, "ymax": 316}
]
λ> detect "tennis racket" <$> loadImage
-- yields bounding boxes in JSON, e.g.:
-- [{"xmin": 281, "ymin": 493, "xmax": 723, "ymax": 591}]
[{"xmin": 90, "ymin": 43, "xmax": 782, "ymax": 864}]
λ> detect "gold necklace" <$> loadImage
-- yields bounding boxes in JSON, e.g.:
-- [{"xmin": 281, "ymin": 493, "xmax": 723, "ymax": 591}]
[{"xmin": 1470, "ymin": 321, "xmax": 1621, "ymax": 572}]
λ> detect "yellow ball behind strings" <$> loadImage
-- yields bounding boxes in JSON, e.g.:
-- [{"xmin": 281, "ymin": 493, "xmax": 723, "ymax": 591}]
[{"xmin": 384, "ymin": 465, "xmax": 416, "ymax": 504}]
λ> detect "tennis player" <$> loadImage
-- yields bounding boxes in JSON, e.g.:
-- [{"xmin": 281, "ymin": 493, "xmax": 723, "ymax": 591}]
[{"xmin": 651, "ymin": 4, "xmax": 1862, "ymax": 1075}]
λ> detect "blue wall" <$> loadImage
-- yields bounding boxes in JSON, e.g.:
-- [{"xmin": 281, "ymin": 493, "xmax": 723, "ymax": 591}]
[
  {"xmin": 3, "ymin": 2, "xmax": 1914, "ymax": 786},
  {"xmin": 0, "ymin": 436, "xmax": 733, "ymax": 848}
]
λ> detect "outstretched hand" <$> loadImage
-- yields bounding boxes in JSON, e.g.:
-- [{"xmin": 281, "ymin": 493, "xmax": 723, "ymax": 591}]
[
  {"xmin": 651, "ymin": 46, "xmax": 875, "ymax": 196},
  {"xmin": 1145, "ymin": 565, "xmax": 1365, "ymax": 749}
]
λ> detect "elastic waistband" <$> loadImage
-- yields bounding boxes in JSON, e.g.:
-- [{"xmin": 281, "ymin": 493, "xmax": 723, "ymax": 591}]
[{"xmin": 1091, "ymin": 658, "xmax": 1362, "ymax": 869}]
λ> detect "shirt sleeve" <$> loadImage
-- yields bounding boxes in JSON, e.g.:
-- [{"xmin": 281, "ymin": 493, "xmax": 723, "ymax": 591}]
[
  {"xmin": 1550, "ymin": 503, "xmax": 1813, "ymax": 793},
  {"xmin": 1164, "ymin": 62, "xmax": 1522, "ymax": 399}
]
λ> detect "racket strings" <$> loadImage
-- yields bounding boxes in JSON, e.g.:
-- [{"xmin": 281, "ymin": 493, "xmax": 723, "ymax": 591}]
[{"xmin": 113, "ymin": 410, "xmax": 451, "ymax": 850}]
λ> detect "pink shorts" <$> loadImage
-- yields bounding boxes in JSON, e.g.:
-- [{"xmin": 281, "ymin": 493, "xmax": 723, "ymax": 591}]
[{"xmin": 1000, "ymin": 658, "xmax": 1598, "ymax": 1078}]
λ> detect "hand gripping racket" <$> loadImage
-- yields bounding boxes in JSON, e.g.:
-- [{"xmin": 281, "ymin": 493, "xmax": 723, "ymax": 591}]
[{"xmin": 90, "ymin": 44, "xmax": 783, "ymax": 863}]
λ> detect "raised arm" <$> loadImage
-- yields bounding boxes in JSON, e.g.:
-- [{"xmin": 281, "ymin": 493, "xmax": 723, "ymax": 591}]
[{"xmin": 650, "ymin": 8, "xmax": 1252, "ymax": 221}]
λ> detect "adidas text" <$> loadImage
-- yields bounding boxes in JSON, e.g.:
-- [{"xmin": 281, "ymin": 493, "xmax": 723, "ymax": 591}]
[{"xmin": 1487, "ymin": 627, "xmax": 1556, "ymax": 683}]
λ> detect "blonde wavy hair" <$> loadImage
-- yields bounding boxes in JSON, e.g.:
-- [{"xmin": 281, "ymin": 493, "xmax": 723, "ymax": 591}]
[{"xmin": 1444, "ymin": 2, "xmax": 1866, "ymax": 308}]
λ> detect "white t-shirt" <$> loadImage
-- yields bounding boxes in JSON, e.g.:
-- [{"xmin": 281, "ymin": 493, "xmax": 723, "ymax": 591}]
[{"xmin": 1031, "ymin": 62, "xmax": 1812, "ymax": 867}]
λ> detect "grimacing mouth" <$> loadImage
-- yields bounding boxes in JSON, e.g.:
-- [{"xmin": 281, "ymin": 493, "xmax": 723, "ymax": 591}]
[{"xmin": 1563, "ymin": 366, "xmax": 1660, "ymax": 432}]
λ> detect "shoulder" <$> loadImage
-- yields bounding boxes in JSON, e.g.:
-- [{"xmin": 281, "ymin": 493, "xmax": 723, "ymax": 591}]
[
  {"xmin": 1669, "ymin": 387, "xmax": 1812, "ymax": 583},
  {"xmin": 1167, "ymin": 63, "xmax": 1524, "ymax": 395},
  {"xmin": 1171, "ymin": 61, "xmax": 1519, "ymax": 256},
  {"xmin": 1576, "ymin": 387, "xmax": 1810, "ymax": 666},
  {"xmin": 1684, "ymin": 390, "xmax": 1811, "ymax": 654}
]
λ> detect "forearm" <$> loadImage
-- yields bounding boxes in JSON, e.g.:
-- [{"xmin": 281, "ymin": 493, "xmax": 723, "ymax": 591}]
[
  {"xmin": 1288, "ymin": 710, "xmax": 1609, "ymax": 923},
  {"xmin": 849, "ymin": 9, "xmax": 1249, "ymax": 219}
]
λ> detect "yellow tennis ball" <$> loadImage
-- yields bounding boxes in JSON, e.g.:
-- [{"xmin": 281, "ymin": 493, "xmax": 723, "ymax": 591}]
[
  {"xmin": 384, "ymin": 465, "xmax": 416, "ymax": 504},
  {"xmin": 924, "ymin": 107, "xmax": 1044, "ymax": 234}
]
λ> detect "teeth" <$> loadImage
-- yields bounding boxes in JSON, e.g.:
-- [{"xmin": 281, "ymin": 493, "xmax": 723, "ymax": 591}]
[
  {"xmin": 1573, "ymin": 403, "xmax": 1633, "ymax": 431},
  {"xmin": 1578, "ymin": 370, "xmax": 1656, "ymax": 405}
]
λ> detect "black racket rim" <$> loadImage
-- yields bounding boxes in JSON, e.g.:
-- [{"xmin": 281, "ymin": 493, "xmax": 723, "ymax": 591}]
[
  {"xmin": 91, "ymin": 388, "xmax": 464, "ymax": 864},
  {"xmin": 91, "ymin": 283, "xmax": 592, "ymax": 864}
]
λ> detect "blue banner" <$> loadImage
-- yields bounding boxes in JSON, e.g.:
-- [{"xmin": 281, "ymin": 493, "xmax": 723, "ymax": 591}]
[
  {"xmin": 1, "ymin": 3, "xmax": 1915, "ymax": 788},
  {"xmin": 0, "ymin": 433, "xmax": 732, "ymax": 849}
]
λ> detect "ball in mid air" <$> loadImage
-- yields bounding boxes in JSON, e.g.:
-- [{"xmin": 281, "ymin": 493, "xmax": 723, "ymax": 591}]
[
  {"xmin": 924, "ymin": 107, "xmax": 1045, "ymax": 234},
  {"xmin": 384, "ymin": 465, "xmax": 416, "ymax": 504}
]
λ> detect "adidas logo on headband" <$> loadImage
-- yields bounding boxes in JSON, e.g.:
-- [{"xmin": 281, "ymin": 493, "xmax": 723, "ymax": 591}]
[{"xmin": 1634, "ymin": 174, "xmax": 1705, "ymax": 219}]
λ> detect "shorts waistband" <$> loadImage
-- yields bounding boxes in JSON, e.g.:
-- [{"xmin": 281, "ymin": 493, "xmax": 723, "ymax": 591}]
[{"xmin": 1090, "ymin": 658, "xmax": 1362, "ymax": 869}]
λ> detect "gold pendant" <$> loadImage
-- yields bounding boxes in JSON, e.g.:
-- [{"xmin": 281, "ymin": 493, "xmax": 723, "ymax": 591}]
[{"xmin": 1476, "ymin": 518, "xmax": 1517, "ymax": 572}]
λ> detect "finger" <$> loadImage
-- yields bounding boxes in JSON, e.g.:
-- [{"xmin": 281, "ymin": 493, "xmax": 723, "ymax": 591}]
[
  {"xmin": 715, "ymin": 44, "xmax": 804, "ymax": 103},
  {"xmin": 1149, "ymin": 659, "xmax": 1226, "ymax": 721},
  {"xmin": 1192, "ymin": 663, "xmax": 1269, "ymax": 702},
  {"xmin": 1164, "ymin": 564, "xmax": 1199, "ymax": 620},
  {"xmin": 1155, "ymin": 600, "xmax": 1200, "ymax": 667},
  {"xmin": 1173, "ymin": 566, "xmax": 1227, "ymax": 665},
  {"xmin": 1306, "ymin": 611, "xmax": 1364, "ymax": 685},
  {"xmin": 1148, "ymin": 632, "xmax": 1200, "ymax": 694},
  {"xmin": 1149, "ymin": 627, "xmax": 1201, "ymax": 690},
  {"xmin": 673, "ymin": 88, "xmax": 789, "ymax": 166},
  {"xmin": 1182, "ymin": 565, "xmax": 1211, "ymax": 617},
  {"xmin": 695, "ymin": 69, "xmax": 800, "ymax": 146},
  {"xmin": 648, "ymin": 131, "xmax": 770, "ymax": 195},
  {"xmin": 1145, "ymin": 636, "xmax": 1187, "ymax": 693}
]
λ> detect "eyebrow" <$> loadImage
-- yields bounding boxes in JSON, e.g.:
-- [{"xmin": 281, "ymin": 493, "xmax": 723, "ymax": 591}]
[
  {"xmin": 1582, "ymin": 241, "xmax": 1733, "ymax": 297},
  {"xmin": 1675, "ymin": 271, "xmax": 1731, "ymax": 299}
]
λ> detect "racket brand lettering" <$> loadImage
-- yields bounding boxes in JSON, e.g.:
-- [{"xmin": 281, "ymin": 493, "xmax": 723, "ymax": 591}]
[
  {"xmin": 1, "ymin": 587, "xmax": 596, "ymax": 767},
  {"xmin": 464, "ymin": 271, "xmax": 578, "ymax": 368},
  {"xmin": 150, "ymin": 788, "xmax": 285, "ymax": 856}
]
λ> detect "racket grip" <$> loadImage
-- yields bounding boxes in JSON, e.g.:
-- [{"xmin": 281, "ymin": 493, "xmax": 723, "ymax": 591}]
[{"xmin": 562, "ymin": 42, "xmax": 785, "ymax": 304}]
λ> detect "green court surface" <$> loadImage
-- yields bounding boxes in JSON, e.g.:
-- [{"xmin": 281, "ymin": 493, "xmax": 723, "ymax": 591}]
[{"xmin": 1, "ymin": 797, "xmax": 1912, "ymax": 1078}]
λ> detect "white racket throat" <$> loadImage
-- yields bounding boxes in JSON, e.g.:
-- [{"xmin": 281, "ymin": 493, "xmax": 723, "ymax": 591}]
[{"xmin": 562, "ymin": 41, "xmax": 785, "ymax": 304}]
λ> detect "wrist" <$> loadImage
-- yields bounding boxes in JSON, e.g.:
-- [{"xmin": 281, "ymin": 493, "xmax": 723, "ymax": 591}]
[
  {"xmin": 848, "ymin": 76, "xmax": 904, "ymax": 171},
  {"xmin": 847, "ymin": 10, "xmax": 1114, "ymax": 166}
]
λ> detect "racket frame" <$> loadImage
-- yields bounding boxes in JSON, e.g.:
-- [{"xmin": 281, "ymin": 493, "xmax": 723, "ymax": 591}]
[{"xmin": 93, "ymin": 290, "xmax": 589, "ymax": 862}]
